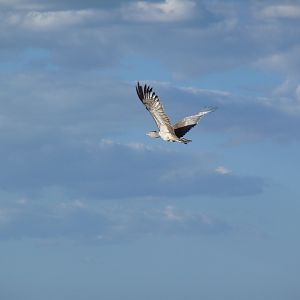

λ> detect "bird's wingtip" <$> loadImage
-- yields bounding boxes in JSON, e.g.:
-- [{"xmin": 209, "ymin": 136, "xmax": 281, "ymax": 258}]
[
  {"xmin": 207, "ymin": 106, "xmax": 218, "ymax": 112},
  {"xmin": 197, "ymin": 106, "xmax": 218, "ymax": 115}
]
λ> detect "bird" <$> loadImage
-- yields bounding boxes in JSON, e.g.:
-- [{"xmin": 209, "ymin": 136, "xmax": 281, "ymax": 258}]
[{"xmin": 136, "ymin": 82, "xmax": 217, "ymax": 144}]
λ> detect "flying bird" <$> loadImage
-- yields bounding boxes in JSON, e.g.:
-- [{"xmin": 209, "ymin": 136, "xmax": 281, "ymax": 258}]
[{"xmin": 136, "ymin": 82, "xmax": 217, "ymax": 144}]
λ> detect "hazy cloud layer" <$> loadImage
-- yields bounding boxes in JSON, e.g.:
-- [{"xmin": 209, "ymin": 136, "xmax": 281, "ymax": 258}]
[
  {"xmin": 0, "ymin": 0, "xmax": 299, "ymax": 114},
  {"xmin": 0, "ymin": 0, "xmax": 299, "ymax": 78},
  {"xmin": 0, "ymin": 134, "xmax": 265, "ymax": 199},
  {"xmin": 0, "ymin": 198, "xmax": 230, "ymax": 241},
  {"xmin": 0, "ymin": 70, "xmax": 297, "ymax": 205},
  {"xmin": 1, "ymin": 3, "xmax": 299, "ymax": 298},
  {"xmin": 1, "ymin": 0, "xmax": 300, "ymax": 244}
]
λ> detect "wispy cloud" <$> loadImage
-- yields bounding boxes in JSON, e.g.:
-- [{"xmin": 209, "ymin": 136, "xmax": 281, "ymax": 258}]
[
  {"xmin": 215, "ymin": 166, "xmax": 232, "ymax": 175},
  {"xmin": 0, "ymin": 0, "xmax": 299, "ymax": 80},
  {"xmin": 0, "ymin": 198, "xmax": 231, "ymax": 242},
  {"xmin": 0, "ymin": 133, "xmax": 265, "ymax": 199},
  {"xmin": 158, "ymin": 82, "xmax": 300, "ymax": 141},
  {"xmin": 15, "ymin": 9, "xmax": 107, "ymax": 30},
  {"xmin": 122, "ymin": 0, "xmax": 196, "ymax": 23},
  {"xmin": 0, "ymin": 71, "xmax": 270, "ymax": 199},
  {"xmin": 258, "ymin": 4, "xmax": 300, "ymax": 19}
]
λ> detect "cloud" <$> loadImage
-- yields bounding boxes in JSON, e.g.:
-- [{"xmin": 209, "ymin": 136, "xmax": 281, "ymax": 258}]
[
  {"xmin": 164, "ymin": 205, "xmax": 184, "ymax": 221},
  {"xmin": 0, "ymin": 0, "xmax": 133, "ymax": 11},
  {"xmin": 0, "ymin": 70, "xmax": 296, "ymax": 205},
  {"xmin": 264, "ymin": 79, "xmax": 300, "ymax": 116},
  {"xmin": 0, "ymin": 134, "xmax": 265, "ymax": 199},
  {"xmin": 152, "ymin": 82, "xmax": 300, "ymax": 142},
  {"xmin": 1, "ymin": 0, "xmax": 298, "ymax": 217},
  {"xmin": 162, "ymin": 206, "xmax": 221, "ymax": 232},
  {"xmin": 0, "ymin": 198, "xmax": 230, "ymax": 241},
  {"xmin": 258, "ymin": 4, "xmax": 300, "ymax": 19},
  {"xmin": 0, "ymin": 9, "xmax": 121, "ymax": 69},
  {"xmin": 18, "ymin": 10, "xmax": 105, "ymax": 30},
  {"xmin": 0, "ymin": 0, "xmax": 260, "ymax": 75},
  {"xmin": 1, "ymin": 0, "xmax": 297, "ymax": 247},
  {"xmin": 1, "ymin": 69, "xmax": 300, "ymax": 154},
  {"xmin": 215, "ymin": 166, "xmax": 232, "ymax": 175},
  {"xmin": 0, "ymin": 72, "xmax": 271, "ymax": 199},
  {"xmin": 0, "ymin": 199, "xmax": 110, "ymax": 240},
  {"xmin": 0, "ymin": 0, "xmax": 298, "ymax": 81},
  {"xmin": 122, "ymin": 0, "xmax": 196, "ymax": 23}
]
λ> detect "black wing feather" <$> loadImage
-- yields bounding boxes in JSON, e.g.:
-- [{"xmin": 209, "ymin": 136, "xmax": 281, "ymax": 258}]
[
  {"xmin": 135, "ymin": 82, "xmax": 173, "ymax": 131},
  {"xmin": 174, "ymin": 124, "xmax": 196, "ymax": 138}
]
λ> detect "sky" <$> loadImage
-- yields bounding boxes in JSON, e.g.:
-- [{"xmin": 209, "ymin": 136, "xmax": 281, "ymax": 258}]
[{"xmin": 0, "ymin": 0, "xmax": 300, "ymax": 299}]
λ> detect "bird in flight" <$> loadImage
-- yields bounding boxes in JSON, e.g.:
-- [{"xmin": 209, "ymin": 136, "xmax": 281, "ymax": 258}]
[{"xmin": 136, "ymin": 82, "xmax": 217, "ymax": 144}]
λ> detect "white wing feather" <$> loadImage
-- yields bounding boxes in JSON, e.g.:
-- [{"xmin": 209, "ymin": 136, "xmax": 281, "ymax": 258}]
[{"xmin": 136, "ymin": 82, "xmax": 174, "ymax": 133}]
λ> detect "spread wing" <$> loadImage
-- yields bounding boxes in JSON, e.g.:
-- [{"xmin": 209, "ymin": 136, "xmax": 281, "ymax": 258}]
[
  {"xmin": 136, "ymin": 82, "xmax": 174, "ymax": 132},
  {"xmin": 174, "ymin": 107, "xmax": 217, "ymax": 138}
]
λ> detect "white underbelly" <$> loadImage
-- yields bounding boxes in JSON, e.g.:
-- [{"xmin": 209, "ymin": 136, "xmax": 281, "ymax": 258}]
[{"xmin": 159, "ymin": 131, "xmax": 175, "ymax": 141}]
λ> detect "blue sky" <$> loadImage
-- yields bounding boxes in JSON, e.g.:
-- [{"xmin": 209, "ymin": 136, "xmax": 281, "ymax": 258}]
[{"xmin": 0, "ymin": 0, "xmax": 300, "ymax": 299}]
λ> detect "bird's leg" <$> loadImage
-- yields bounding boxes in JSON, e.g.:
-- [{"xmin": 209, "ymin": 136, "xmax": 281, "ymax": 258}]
[{"xmin": 180, "ymin": 138, "xmax": 192, "ymax": 144}]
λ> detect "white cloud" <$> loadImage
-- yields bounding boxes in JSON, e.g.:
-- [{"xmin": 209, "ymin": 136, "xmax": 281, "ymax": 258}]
[
  {"xmin": 259, "ymin": 5, "xmax": 300, "ymax": 19},
  {"xmin": 99, "ymin": 139, "xmax": 162, "ymax": 152},
  {"xmin": 257, "ymin": 49, "xmax": 299, "ymax": 76},
  {"xmin": 257, "ymin": 79, "xmax": 300, "ymax": 116},
  {"xmin": 25, "ymin": 10, "xmax": 95, "ymax": 28},
  {"xmin": 159, "ymin": 165, "xmax": 207, "ymax": 182},
  {"xmin": 179, "ymin": 86, "xmax": 232, "ymax": 98},
  {"xmin": 4, "ymin": 9, "xmax": 109, "ymax": 31},
  {"xmin": 0, "ymin": 198, "xmax": 231, "ymax": 241},
  {"xmin": 273, "ymin": 79, "xmax": 292, "ymax": 97},
  {"xmin": 215, "ymin": 166, "xmax": 232, "ymax": 175},
  {"xmin": 122, "ymin": 0, "xmax": 196, "ymax": 22},
  {"xmin": 58, "ymin": 199, "xmax": 85, "ymax": 210},
  {"xmin": 163, "ymin": 206, "xmax": 185, "ymax": 221},
  {"xmin": 0, "ymin": 0, "xmax": 45, "ymax": 10}
]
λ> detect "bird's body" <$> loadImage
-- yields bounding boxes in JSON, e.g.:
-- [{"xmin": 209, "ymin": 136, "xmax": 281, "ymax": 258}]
[
  {"xmin": 158, "ymin": 129, "xmax": 183, "ymax": 143},
  {"xmin": 136, "ymin": 82, "xmax": 216, "ymax": 144}
]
